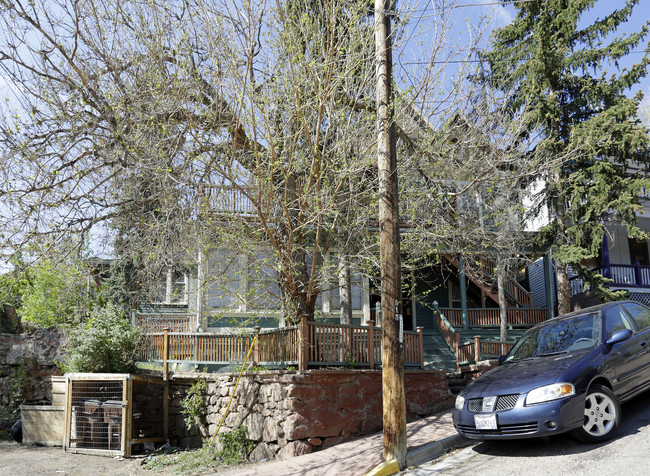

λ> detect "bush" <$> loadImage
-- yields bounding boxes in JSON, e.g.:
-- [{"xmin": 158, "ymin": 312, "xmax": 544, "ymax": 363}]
[
  {"xmin": 61, "ymin": 304, "xmax": 144, "ymax": 373},
  {"xmin": 180, "ymin": 379, "xmax": 208, "ymax": 437},
  {"xmin": 216, "ymin": 426, "xmax": 255, "ymax": 465}
]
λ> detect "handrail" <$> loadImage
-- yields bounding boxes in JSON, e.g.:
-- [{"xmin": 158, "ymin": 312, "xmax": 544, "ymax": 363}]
[{"xmin": 444, "ymin": 255, "xmax": 532, "ymax": 307}]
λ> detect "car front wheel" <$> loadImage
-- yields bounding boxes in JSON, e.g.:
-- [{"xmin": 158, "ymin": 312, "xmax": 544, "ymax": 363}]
[{"xmin": 572, "ymin": 384, "xmax": 620, "ymax": 443}]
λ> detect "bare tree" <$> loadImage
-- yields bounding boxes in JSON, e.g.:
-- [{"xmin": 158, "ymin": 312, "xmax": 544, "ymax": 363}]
[{"xmin": 0, "ymin": 0, "xmax": 504, "ymax": 318}]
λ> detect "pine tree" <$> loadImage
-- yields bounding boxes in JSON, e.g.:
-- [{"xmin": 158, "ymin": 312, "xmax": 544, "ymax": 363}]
[{"xmin": 482, "ymin": 0, "xmax": 650, "ymax": 313}]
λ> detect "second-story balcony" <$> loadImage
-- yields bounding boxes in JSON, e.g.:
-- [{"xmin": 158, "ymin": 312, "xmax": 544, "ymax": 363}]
[{"xmin": 570, "ymin": 263, "xmax": 650, "ymax": 296}]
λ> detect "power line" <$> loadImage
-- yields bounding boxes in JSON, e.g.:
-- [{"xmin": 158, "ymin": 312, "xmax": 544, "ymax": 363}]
[
  {"xmin": 399, "ymin": 50, "xmax": 649, "ymax": 67},
  {"xmin": 387, "ymin": 0, "xmax": 537, "ymax": 16}
]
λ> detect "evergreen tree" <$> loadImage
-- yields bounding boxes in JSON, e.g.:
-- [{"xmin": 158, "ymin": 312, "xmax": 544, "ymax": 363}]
[{"xmin": 482, "ymin": 0, "xmax": 650, "ymax": 313}]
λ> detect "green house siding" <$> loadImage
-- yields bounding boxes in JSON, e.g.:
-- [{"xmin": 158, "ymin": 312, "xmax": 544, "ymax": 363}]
[{"xmin": 414, "ymin": 272, "xmax": 449, "ymax": 330}]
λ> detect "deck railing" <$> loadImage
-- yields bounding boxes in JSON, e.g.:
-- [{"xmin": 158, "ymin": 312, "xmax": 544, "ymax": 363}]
[
  {"xmin": 441, "ymin": 307, "xmax": 549, "ymax": 328},
  {"xmin": 142, "ymin": 332, "xmax": 253, "ymax": 362},
  {"xmin": 570, "ymin": 263, "xmax": 650, "ymax": 296},
  {"xmin": 138, "ymin": 316, "xmax": 424, "ymax": 370},
  {"xmin": 133, "ymin": 313, "xmax": 198, "ymax": 333},
  {"xmin": 444, "ymin": 255, "xmax": 532, "ymax": 307},
  {"xmin": 456, "ymin": 338, "xmax": 515, "ymax": 365},
  {"xmin": 434, "ymin": 306, "xmax": 530, "ymax": 368}
]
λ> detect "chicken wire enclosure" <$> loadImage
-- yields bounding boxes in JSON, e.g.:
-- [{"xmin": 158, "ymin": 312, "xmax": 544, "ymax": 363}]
[{"xmin": 63, "ymin": 374, "xmax": 166, "ymax": 457}]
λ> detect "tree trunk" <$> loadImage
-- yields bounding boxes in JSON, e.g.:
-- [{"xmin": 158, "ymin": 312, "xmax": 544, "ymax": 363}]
[
  {"xmin": 556, "ymin": 259, "xmax": 572, "ymax": 316},
  {"xmin": 497, "ymin": 255, "xmax": 508, "ymax": 342},
  {"xmin": 338, "ymin": 255, "xmax": 353, "ymax": 325},
  {"xmin": 553, "ymin": 169, "xmax": 572, "ymax": 316}
]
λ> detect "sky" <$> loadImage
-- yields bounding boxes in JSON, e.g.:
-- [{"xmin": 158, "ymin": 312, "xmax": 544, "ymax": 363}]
[
  {"xmin": 1, "ymin": 0, "xmax": 650, "ymax": 267},
  {"xmin": 455, "ymin": 0, "xmax": 650, "ymax": 115}
]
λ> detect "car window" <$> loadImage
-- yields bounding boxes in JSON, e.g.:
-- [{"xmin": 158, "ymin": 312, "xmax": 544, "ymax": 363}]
[
  {"xmin": 621, "ymin": 302, "xmax": 650, "ymax": 331},
  {"xmin": 504, "ymin": 313, "xmax": 599, "ymax": 361},
  {"xmin": 604, "ymin": 305, "xmax": 635, "ymax": 339}
]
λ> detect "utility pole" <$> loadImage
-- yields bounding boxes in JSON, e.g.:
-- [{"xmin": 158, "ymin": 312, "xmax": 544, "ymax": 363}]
[{"xmin": 375, "ymin": 0, "xmax": 406, "ymax": 468}]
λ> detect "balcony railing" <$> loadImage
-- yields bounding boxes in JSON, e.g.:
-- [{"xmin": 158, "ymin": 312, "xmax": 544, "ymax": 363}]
[
  {"xmin": 570, "ymin": 263, "xmax": 650, "ymax": 296},
  {"xmin": 133, "ymin": 313, "xmax": 198, "ymax": 333}
]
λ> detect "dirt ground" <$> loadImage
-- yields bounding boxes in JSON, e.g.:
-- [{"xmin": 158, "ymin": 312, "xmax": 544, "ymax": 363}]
[
  {"xmin": 0, "ymin": 441, "xmax": 262, "ymax": 476},
  {"xmin": 0, "ymin": 441, "xmax": 162, "ymax": 476}
]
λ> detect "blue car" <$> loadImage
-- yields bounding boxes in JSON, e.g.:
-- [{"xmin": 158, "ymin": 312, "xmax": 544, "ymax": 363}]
[{"xmin": 452, "ymin": 300, "xmax": 650, "ymax": 443}]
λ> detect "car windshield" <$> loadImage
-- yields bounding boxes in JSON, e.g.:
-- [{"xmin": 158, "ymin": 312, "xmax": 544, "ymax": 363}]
[{"xmin": 504, "ymin": 313, "xmax": 600, "ymax": 362}]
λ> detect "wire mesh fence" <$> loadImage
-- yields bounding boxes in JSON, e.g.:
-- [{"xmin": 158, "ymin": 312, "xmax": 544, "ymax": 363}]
[{"xmin": 64, "ymin": 374, "xmax": 165, "ymax": 457}]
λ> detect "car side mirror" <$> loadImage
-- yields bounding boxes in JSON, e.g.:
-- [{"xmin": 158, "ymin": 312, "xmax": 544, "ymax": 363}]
[
  {"xmin": 498, "ymin": 355, "xmax": 507, "ymax": 365},
  {"xmin": 606, "ymin": 328, "xmax": 633, "ymax": 347}
]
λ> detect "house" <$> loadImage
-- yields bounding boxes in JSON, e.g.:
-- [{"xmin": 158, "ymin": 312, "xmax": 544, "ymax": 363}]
[{"xmin": 133, "ymin": 110, "xmax": 556, "ymax": 370}]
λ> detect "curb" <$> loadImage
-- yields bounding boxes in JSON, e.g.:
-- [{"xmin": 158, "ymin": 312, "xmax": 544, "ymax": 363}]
[
  {"xmin": 364, "ymin": 434, "xmax": 472, "ymax": 476},
  {"xmin": 405, "ymin": 434, "xmax": 472, "ymax": 468},
  {"xmin": 363, "ymin": 459, "xmax": 400, "ymax": 476}
]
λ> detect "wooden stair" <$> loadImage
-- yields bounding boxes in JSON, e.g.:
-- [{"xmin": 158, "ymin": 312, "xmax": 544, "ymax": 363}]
[{"xmin": 443, "ymin": 254, "xmax": 532, "ymax": 308}]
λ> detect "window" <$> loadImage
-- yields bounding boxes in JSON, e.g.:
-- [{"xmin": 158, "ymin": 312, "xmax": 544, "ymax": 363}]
[
  {"xmin": 621, "ymin": 302, "xmax": 650, "ymax": 332},
  {"xmin": 604, "ymin": 306, "xmax": 635, "ymax": 339},
  {"xmin": 153, "ymin": 268, "xmax": 188, "ymax": 304},
  {"xmin": 205, "ymin": 251, "xmax": 241, "ymax": 309},
  {"xmin": 247, "ymin": 252, "xmax": 281, "ymax": 310},
  {"xmin": 169, "ymin": 270, "xmax": 188, "ymax": 304}
]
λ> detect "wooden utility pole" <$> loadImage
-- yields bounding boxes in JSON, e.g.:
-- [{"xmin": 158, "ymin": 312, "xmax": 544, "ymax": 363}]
[{"xmin": 375, "ymin": 0, "xmax": 406, "ymax": 468}]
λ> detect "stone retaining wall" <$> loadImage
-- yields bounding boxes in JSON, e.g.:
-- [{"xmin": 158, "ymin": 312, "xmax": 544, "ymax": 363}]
[
  {"xmin": 169, "ymin": 369, "xmax": 452, "ymax": 462},
  {"xmin": 0, "ymin": 328, "xmax": 64, "ymax": 429}
]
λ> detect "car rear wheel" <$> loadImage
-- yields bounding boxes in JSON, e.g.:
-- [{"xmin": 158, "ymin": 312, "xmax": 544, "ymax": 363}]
[{"xmin": 572, "ymin": 384, "xmax": 620, "ymax": 443}]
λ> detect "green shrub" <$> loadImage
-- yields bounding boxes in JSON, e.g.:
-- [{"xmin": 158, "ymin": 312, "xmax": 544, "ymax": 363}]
[
  {"xmin": 180, "ymin": 379, "xmax": 208, "ymax": 436},
  {"xmin": 0, "ymin": 360, "xmax": 30, "ymax": 430},
  {"xmin": 216, "ymin": 426, "xmax": 255, "ymax": 465},
  {"xmin": 61, "ymin": 304, "xmax": 144, "ymax": 373}
]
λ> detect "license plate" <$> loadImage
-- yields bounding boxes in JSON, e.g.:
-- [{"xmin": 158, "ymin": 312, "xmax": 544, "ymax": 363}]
[{"xmin": 474, "ymin": 413, "xmax": 497, "ymax": 430}]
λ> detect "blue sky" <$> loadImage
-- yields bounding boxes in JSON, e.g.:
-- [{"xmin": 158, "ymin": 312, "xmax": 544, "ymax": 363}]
[{"xmin": 459, "ymin": 0, "xmax": 650, "ymax": 113}]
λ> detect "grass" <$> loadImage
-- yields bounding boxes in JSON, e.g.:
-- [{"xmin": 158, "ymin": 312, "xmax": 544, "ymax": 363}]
[
  {"xmin": 143, "ymin": 445, "xmax": 221, "ymax": 475},
  {"xmin": 144, "ymin": 428, "xmax": 255, "ymax": 475}
]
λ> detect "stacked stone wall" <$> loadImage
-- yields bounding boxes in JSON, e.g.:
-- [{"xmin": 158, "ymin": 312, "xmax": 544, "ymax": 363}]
[
  {"xmin": 0, "ymin": 328, "xmax": 64, "ymax": 429},
  {"xmin": 169, "ymin": 369, "xmax": 452, "ymax": 462}
]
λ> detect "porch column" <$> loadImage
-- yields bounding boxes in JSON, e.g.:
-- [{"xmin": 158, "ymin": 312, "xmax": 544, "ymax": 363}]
[
  {"xmin": 459, "ymin": 255, "xmax": 469, "ymax": 330},
  {"xmin": 543, "ymin": 254, "xmax": 554, "ymax": 318}
]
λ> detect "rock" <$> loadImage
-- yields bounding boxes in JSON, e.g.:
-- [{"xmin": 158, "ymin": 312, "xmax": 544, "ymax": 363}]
[
  {"xmin": 249, "ymin": 442, "xmax": 276, "ymax": 463},
  {"xmin": 278, "ymin": 440, "xmax": 312, "ymax": 460},
  {"xmin": 244, "ymin": 412, "xmax": 264, "ymax": 441},
  {"xmin": 284, "ymin": 408, "xmax": 349, "ymax": 440},
  {"xmin": 10, "ymin": 420, "xmax": 22, "ymax": 443},
  {"xmin": 262, "ymin": 416, "xmax": 281, "ymax": 441}
]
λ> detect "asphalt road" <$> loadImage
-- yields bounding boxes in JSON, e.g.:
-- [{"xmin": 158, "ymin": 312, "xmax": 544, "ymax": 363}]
[{"xmin": 405, "ymin": 390, "xmax": 650, "ymax": 476}]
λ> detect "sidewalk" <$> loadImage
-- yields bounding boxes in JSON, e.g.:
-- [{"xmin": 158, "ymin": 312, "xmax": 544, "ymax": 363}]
[{"xmin": 222, "ymin": 409, "xmax": 470, "ymax": 476}]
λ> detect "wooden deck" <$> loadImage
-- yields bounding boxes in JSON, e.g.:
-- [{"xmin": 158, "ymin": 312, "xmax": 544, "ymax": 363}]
[{"xmin": 137, "ymin": 315, "xmax": 424, "ymax": 370}]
